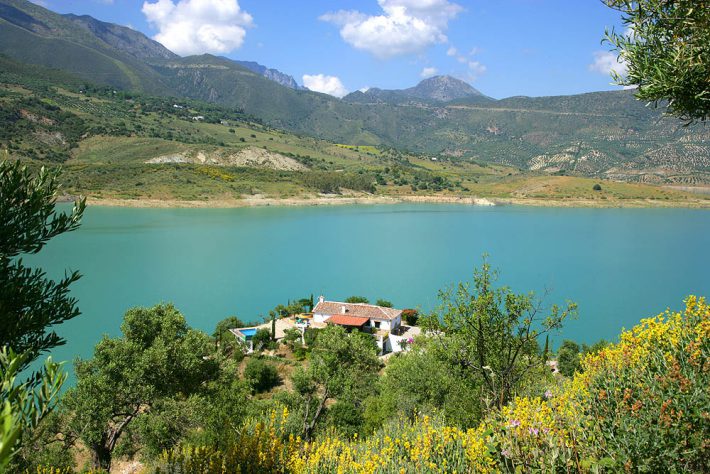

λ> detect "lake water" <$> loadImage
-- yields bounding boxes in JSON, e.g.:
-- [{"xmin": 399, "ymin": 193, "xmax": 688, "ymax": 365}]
[{"xmin": 28, "ymin": 204, "xmax": 710, "ymax": 377}]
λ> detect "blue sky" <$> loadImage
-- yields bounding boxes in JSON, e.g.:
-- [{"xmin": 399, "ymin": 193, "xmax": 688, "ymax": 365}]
[{"xmin": 40, "ymin": 0, "xmax": 628, "ymax": 99}]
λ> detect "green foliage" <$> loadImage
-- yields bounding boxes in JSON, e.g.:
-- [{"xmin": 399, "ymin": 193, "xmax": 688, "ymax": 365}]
[
  {"xmin": 0, "ymin": 161, "xmax": 85, "ymax": 367},
  {"xmin": 327, "ymin": 401, "xmax": 364, "ymax": 438},
  {"xmin": 63, "ymin": 304, "xmax": 219, "ymax": 471},
  {"xmin": 369, "ymin": 346, "xmax": 482, "ymax": 431},
  {"xmin": 292, "ymin": 326, "xmax": 381, "ymax": 440},
  {"xmin": 593, "ymin": 183, "xmax": 602, "ymax": 191},
  {"xmin": 213, "ymin": 316, "xmax": 245, "ymax": 339},
  {"xmin": 0, "ymin": 348, "xmax": 65, "ymax": 471},
  {"xmin": 375, "ymin": 299, "xmax": 392, "ymax": 308},
  {"xmin": 244, "ymin": 359, "xmax": 280, "ymax": 393},
  {"xmin": 302, "ymin": 328, "xmax": 320, "ymax": 348},
  {"xmin": 421, "ymin": 257, "xmax": 577, "ymax": 409},
  {"xmin": 401, "ymin": 309, "xmax": 419, "ymax": 326},
  {"xmin": 344, "ymin": 296, "xmax": 369, "ymax": 304},
  {"xmin": 557, "ymin": 340, "xmax": 582, "ymax": 377},
  {"xmin": 252, "ymin": 328, "xmax": 272, "ymax": 350},
  {"xmin": 605, "ymin": 0, "xmax": 710, "ymax": 122}
]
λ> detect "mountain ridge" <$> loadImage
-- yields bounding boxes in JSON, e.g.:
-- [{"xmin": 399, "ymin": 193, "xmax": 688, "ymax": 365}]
[{"xmin": 0, "ymin": 0, "xmax": 707, "ymax": 184}]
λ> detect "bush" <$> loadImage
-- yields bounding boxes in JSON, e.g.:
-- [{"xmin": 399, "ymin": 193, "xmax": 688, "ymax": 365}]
[
  {"xmin": 593, "ymin": 183, "xmax": 602, "ymax": 191},
  {"xmin": 401, "ymin": 309, "xmax": 419, "ymax": 326},
  {"xmin": 303, "ymin": 328, "xmax": 320, "ymax": 347},
  {"xmin": 252, "ymin": 328, "xmax": 272, "ymax": 350},
  {"xmin": 556, "ymin": 340, "xmax": 581, "ymax": 377},
  {"xmin": 244, "ymin": 358, "xmax": 280, "ymax": 393},
  {"xmin": 375, "ymin": 299, "xmax": 393, "ymax": 308},
  {"xmin": 345, "ymin": 296, "xmax": 369, "ymax": 304}
]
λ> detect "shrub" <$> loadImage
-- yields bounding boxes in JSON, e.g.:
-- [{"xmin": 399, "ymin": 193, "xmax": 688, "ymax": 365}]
[
  {"xmin": 244, "ymin": 359, "xmax": 280, "ymax": 393},
  {"xmin": 593, "ymin": 183, "xmax": 602, "ymax": 191},
  {"xmin": 401, "ymin": 309, "xmax": 419, "ymax": 326},
  {"xmin": 375, "ymin": 299, "xmax": 392, "ymax": 308},
  {"xmin": 303, "ymin": 328, "xmax": 320, "ymax": 347},
  {"xmin": 252, "ymin": 328, "xmax": 271, "ymax": 350},
  {"xmin": 556, "ymin": 340, "xmax": 581, "ymax": 377},
  {"xmin": 345, "ymin": 296, "xmax": 369, "ymax": 304}
]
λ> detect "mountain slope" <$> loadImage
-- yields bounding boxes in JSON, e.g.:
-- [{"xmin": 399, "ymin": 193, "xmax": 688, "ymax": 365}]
[
  {"xmin": 233, "ymin": 60, "xmax": 304, "ymax": 90},
  {"xmin": 0, "ymin": 0, "xmax": 708, "ymax": 184}
]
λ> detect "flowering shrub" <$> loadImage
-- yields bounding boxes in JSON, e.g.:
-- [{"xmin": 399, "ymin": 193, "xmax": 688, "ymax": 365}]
[
  {"xmin": 159, "ymin": 297, "xmax": 708, "ymax": 473},
  {"xmin": 489, "ymin": 295, "xmax": 709, "ymax": 472}
]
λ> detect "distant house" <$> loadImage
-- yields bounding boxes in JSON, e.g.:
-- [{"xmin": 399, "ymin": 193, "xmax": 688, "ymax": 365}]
[{"xmin": 312, "ymin": 296, "xmax": 403, "ymax": 332}]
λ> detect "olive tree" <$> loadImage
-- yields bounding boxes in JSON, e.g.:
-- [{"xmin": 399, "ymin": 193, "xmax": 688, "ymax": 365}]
[
  {"xmin": 0, "ymin": 348, "xmax": 65, "ymax": 471},
  {"xmin": 292, "ymin": 326, "xmax": 380, "ymax": 440},
  {"xmin": 63, "ymin": 304, "xmax": 218, "ymax": 471},
  {"xmin": 0, "ymin": 161, "xmax": 85, "ymax": 366},
  {"xmin": 422, "ymin": 259, "xmax": 577, "ymax": 410},
  {"xmin": 604, "ymin": 0, "xmax": 710, "ymax": 122}
]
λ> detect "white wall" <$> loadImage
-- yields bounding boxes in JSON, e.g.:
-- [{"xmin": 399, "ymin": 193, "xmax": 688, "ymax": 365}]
[{"xmin": 313, "ymin": 313, "xmax": 329, "ymax": 323}]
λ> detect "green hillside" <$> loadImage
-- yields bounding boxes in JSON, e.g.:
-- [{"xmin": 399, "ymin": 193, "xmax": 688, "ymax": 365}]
[
  {"xmin": 3, "ymin": 55, "xmax": 705, "ymax": 206},
  {"xmin": 1, "ymin": 0, "xmax": 708, "ymax": 186}
]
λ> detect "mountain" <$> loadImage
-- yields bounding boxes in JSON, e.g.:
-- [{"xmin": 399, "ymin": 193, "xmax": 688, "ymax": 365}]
[
  {"xmin": 343, "ymin": 75, "xmax": 488, "ymax": 104},
  {"xmin": 233, "ymin": 60, "xmax": 304, "ymax": 90},
  {"xmin": 62, "ymin": 14, "xmax": 177, "ymax": 61},
  {"xmin": 0, "ymin": 0, "xmax": 708, "ymax": 184}
]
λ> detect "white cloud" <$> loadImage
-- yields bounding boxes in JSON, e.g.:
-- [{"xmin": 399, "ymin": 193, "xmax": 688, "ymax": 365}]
[
  {"xmin": 303, "ymin": 74, "xmax": 349, "ymax": 98},
  {"xmin": 467, "ymin": 60, "xmax": 486, "ymax": 79},
  {"xmin": 589, "ymin": 51, "xmax": 628, "ymax": 76},
  {"xmin": 446, "ymin": 46, "xmax": 457, "ymax": 56},
  {"xmin": 320, "ymin": 0, "xmax": 463, "ymax": 59},
  {"xmin": 420, "ymin": 67, "xmax": 438, "ymax": 78},
  {"xmin": 142, "ymin": 0, "xmax": 253, "ymax": 56}
]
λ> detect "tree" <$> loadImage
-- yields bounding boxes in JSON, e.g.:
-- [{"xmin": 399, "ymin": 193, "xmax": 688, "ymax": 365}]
[
  {"xmin": 252, "ymin": 328, "xmax": 271, "ymax": 350},
  {"xmin": 604, "ymin": 0, "xmax": 710, "ymax": 122},
  {"xmin": 375, "ymin": 299, "xmax": 393, "ymax": 308},
  {"xmin": 345, "ymin": 296, "xmax": 369, "ymax": 304},
  {"xmin": 0, "ymin": 348, "xmax": 65, "ymax": 471},
  {"xmin": 557, "ymin": 340, "xmax": 582, "ymax": 377},
  {"xmin": 0, "ymin": 161, "xmax": 85, "ymax": 367},
  {"xmin": 292, "ymin": 326, "xmax": 380, "ymax": 440},
  {"xmin": 63, "ymin": 304, "xmax": 218, "ymax": 470},
  {"xmin": 401, "ymin": 309, "xmax": 419, "ymax": 326},
  {"xmin": 243, "ymin": 359, "xmax": 280, "ymax": 393},
  {"xmin": 422, "ymin": 259, "xmax": 577, "ymax": 409}
]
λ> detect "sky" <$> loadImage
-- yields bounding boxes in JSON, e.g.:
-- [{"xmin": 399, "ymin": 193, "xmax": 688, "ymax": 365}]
[{"xmin": 36, "ymin": 0, "xmax": 630, "ymax": 99}]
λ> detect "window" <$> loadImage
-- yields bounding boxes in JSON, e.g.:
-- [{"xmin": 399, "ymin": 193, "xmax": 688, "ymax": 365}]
[{"xmin": 374, "ymin": 321, "xmax": 381, "ymax": 329}]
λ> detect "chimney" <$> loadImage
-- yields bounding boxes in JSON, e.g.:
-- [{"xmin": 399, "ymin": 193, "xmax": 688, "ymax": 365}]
[
  {"xmin": 319, "ymin": 295, "xmax": 325, "ymax": 304},
  {"xmin": 341, "ymin": 305, "xmax": 346, "ymax": 314}
]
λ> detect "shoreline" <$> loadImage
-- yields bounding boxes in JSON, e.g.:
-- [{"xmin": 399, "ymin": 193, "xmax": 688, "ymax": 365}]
[{"xmin": 83, "ymin": 194, "xmax": 710, "ymax": 209}]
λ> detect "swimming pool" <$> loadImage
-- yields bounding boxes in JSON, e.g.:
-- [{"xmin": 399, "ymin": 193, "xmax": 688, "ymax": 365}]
[{"xmin": 238, "ymin": 328, "xmax": 257, "ymax": 338}]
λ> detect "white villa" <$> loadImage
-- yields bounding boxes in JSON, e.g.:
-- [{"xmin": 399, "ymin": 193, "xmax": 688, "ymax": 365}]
[{"xmin": 312, "ymin": 296, "xmax": 403, "ymax": 332}]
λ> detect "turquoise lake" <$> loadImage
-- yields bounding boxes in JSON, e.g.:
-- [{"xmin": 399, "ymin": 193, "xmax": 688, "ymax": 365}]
[{"xmin": 29, "ymin": 204, "xmax": 710, "ymax": 376}]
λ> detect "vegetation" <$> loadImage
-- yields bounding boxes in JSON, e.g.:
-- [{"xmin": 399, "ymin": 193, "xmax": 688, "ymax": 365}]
[
  {"xmin": 421, "ymin": 260, "xmax": 577, "ymax": 409},
  {"xmin": 604, "ymin": 0, "xmax": 710, "ymax": 122},
  {"xmin": 344, "ymin": 296, "xmax": 369, "ymax": 304},
  {"xmin": 62, "ymin": 304, "xmax": 218, "ymax": 470},
  {"xmin": 0, "ymin": 162, "xmax": 81, "ymax": 470},
  {"xmin": 154, "ymin": 296, "xmax": 710, "ymax": 473},
  {"xmin": 0, "ymin": 161, "xmax": 85, "ymax": 366},
  {"xmin": 244, "ymin": 359, "xmax": 280, "ymax": 393}
]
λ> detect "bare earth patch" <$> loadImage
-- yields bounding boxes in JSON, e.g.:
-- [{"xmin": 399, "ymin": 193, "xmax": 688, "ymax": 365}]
[{"xmin": 145, "ymin": 147, "xmax": 307, "ymax": 171}]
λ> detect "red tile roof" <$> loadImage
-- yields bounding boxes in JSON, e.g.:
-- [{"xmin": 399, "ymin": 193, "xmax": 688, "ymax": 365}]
[
  {"xmin": 326, "ymin": 315, "xmax": 370, "ymax": 327},
  {"xmin": 313, "ymin": 300, "xmax": 403, "ymax": 320}
]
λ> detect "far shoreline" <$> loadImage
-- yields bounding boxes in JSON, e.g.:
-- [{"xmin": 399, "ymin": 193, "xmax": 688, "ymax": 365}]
[{"xmin": 81, "ymin": 194, "xmax": 710, "ymax": 210}]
